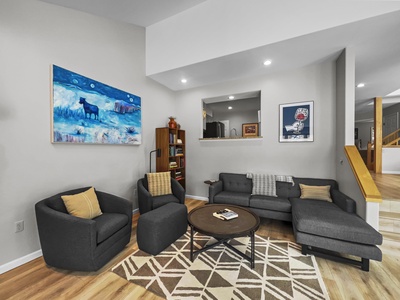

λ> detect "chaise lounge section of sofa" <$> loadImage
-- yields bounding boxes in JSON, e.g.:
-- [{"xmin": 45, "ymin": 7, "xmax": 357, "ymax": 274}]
[{"xmin": 209, "ymin": 173, "xmax": 382, "ymax": 271}]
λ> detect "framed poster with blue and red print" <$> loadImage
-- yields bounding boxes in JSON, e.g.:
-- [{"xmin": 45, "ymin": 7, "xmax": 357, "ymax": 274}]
[{"xmin": 279, "ymin": 101, "xmax": 314, "ymax": 142}]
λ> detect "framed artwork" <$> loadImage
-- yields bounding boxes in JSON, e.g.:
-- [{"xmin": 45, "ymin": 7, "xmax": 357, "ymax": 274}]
[
  {"xmin": 279, "ymin": 101, "xmax": 314, "ymax": 142},
  {"xmin": 51, "ymin": 65, "xmax": 141, "ymax": 145},
  {"xmin": 242, "ymin": 123, "xmax": 259, "ymax": 137}
]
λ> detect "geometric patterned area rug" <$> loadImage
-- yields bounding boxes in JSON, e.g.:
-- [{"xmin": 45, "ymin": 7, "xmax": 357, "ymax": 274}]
[{"xmin": 111, "ymin": 230, "xmax": 330, "ymax": 300}]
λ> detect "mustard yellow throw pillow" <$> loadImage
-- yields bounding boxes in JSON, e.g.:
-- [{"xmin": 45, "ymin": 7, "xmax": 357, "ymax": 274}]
[
  {"xmin": 299, "ymin": 184, "xmax": 332, "ymax": 202},
  {"xmin": 61, "ymin": 187, "xmax": 102, "ymax": 219},
  {"xmin": 147, "ymin": 172, "xmax": 172, "ymax": 196}
]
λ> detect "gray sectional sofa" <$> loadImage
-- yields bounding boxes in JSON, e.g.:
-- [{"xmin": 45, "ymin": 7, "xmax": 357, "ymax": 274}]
[{"xmin": 209, "ymin": 173, "xmax": 382, "ymax": 271}]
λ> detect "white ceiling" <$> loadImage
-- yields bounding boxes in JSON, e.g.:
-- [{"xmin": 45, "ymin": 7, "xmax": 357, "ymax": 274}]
[
  {"xmin": 39, "ymin": 0, "xmax": 400, "ymax": 115},
  {"xmin": 39, "ymin": 0, "xmax": 207, "ymax": 27}
]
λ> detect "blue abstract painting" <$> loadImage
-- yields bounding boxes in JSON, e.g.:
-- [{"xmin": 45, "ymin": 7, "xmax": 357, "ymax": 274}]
[{"xmin": 51, "ymin": 65, "xmax": 141, "ymax": 145}]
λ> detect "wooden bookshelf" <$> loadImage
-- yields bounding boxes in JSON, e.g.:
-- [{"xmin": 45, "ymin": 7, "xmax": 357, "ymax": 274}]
[{"xmin": 156, "ymin": 127, "xmax": 186, "ymax": 189}]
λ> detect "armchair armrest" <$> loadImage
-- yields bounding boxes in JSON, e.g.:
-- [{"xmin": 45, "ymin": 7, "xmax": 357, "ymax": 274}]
[
  {"xmin": 138, "ymin": 178, "xmax": 153, "ymax": 214},
  {"xmin": 209, "ymin": 181, "xmax": 223, "ymax": 203},
  {"xmin": 35, "ymin": 200, "xmax": 97, "ymax": 266},
  {"xmin": 171, "ymin": 178, "xmax": 185, "ymax": 204},
  {"xmin": 96, "ymin": 191, "xmax": 132, "ymax": 218},
  {"xmin": 331, "ymin": 189, "xmax": 356, "ymax": 213}
]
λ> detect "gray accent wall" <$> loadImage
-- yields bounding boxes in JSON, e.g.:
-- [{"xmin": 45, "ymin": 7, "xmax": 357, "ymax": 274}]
[
  {"xmin": 335, "ymin": 48, "xmax": 367, "ymax": 220},
  {"xmin": 176, "ymin": 62, "xmax": 337, "ymax": 198},
  {"xmin": 0, "ymin": 0, "xmax": 175, "ymax": 266}
]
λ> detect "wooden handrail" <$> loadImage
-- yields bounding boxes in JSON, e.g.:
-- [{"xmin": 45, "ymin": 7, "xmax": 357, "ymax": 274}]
[
  {"xmin": 383, "ymin": 128, "xmax": 400, "ymax": 145},
  {"xmin": 384, "ymin": 137, "xmax": 400, "ymax": 146},
  {"xmin": 345, "ymin": 145, "xmax": 381, "ymax": 203}
]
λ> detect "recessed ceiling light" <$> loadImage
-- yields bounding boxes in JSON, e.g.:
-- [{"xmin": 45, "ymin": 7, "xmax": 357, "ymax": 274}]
[
  {"xmin": 228, "ymin": 95, "xmax": 235, "ymax": 100},
  {"xmin": 181, "ymin": 78, "xmax": 187, "ymax": 83},
  {"xmin": 228, "ymin": 106, "xmax": 233, "ymax": 110},
  {"xmin": 357, "ymin": 83, "xmax": 365, "ymax": 88},
  {"xmin": 263, "ymin": 60, "xmax": 272, "ymax": 66}
]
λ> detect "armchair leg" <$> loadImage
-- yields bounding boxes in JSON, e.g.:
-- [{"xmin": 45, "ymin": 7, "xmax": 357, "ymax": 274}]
[{"xmin": 361, "ymin": 258, "xmax": 370, "ymax": 272}]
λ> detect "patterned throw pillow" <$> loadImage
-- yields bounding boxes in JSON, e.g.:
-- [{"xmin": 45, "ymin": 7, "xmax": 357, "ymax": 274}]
[
  {"xmin": 299, "ymin": 184, "xmax": 332, "ymax": 202},
  {"xmin": 147, "ymin": 172, "xmax": 172, "ymax": 196},
  {"xmin": 61, "ymin": 187, "xmax": 103, "ymax": 219}
]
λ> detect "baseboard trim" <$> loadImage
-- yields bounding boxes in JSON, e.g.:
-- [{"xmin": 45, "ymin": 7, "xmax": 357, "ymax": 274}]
[
  {"xmin": 382, "ymin": 171, "xmax": 400, "ymax": 175},
  {"xmin": 0, "ymin": 249, "xmax": 43, "ymax": 275},
  {"xmin": 186, "ymin": 195, "xmax": 208, "ymax": 201}
]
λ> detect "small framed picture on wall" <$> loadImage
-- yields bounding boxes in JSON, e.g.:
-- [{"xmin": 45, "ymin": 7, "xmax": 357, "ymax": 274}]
[{"xmin": 279, "ymin": 101, "xmax": 314, "ymax": 142}]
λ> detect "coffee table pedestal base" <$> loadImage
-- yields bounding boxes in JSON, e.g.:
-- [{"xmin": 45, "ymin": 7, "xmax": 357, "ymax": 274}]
[{"xmin": 190, "ymin": 225, "xmax": 256, "ymax": 269}]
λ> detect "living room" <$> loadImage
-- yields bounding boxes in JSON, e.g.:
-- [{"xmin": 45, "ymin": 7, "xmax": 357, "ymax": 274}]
[{"xmin": 1, "ymin": 0, "xmax": 400, "ymax": 299}]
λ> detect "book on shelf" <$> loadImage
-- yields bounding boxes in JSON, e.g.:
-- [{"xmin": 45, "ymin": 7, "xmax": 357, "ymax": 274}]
[
  {"xmin": 213, "ymin": 208, "xmax": 238, "ymax": 220},
  {"xmin": 169, "ymin": 133, "xmax": 177, "ymax": 144}
]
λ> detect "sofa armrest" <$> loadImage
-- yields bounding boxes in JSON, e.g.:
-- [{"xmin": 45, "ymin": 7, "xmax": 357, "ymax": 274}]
[
  {"xmin": 331, "ymin": 189, "xmax": 356, "ymax": 213},
  {"xmin": 171, "ymin": 178, "xmax": 185, "ymax": 204},
  {"xmin": 209, "ymin": 181, "xmax": 223, "ymax": 203}
]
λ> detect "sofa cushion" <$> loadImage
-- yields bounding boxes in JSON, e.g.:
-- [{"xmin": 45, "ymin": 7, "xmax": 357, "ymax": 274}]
[
  {"xmin": 94, "ymin": 213, "xmax": 129, "ymax": 243},
  {"xmin": 152, "ymin": 194, "xmax": 180, "ymax": 210},
  {"xmin": 250, "ymin": 195, "xmax": 291, "ymax": 212},
  {"xmin": 291, "ymin": 198, "xmax": 382, "ymax": 245},
  {"xmin": 214, "ymin": 191, "xmax": 250, "ymax": 206},
  {"xmin": 299, "ymin": 184, "xmax": 332, "ymax": 202},
  {"xmin": 219, "ymin": 173, "xmax": 252, "ymax": 194}
]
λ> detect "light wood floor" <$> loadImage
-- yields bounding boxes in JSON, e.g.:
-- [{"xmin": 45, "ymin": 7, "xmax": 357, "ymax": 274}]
[
  {"xmin": 1, "ymin": 199, "xmax": 400, "ymax": 300},
  {"xmin": 370, "ymin": 172, "xmax": 400, "ymax": 200}
]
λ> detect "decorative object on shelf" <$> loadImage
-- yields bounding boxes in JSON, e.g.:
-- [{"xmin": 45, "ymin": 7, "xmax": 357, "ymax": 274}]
[
  {"xmin": 51, "ymin": 65, "xmax": 142, "ymax": 145},
  {"xmin": 279, "ymin": 101, "xmax": 314, "ymax": 142},
  {"xmin": 168, "ymin": 116, "xmax": 177, "ymax": 129},
  {"xmin": 242, "ymin": 123, "xmax": 259, "ymax": 137}
]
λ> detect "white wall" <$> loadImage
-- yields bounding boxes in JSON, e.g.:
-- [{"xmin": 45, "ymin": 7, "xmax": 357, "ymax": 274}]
[
  {"xmin": 0, "ymin": 0, "xmax": 175, "ymax": 268},
  {"xmin": 175, "ymin": 62, "xmax": 336, "ymax": 198},
  {"xmin": 383, "ymin": 148, "xmax": 400, "ymax": 174}
]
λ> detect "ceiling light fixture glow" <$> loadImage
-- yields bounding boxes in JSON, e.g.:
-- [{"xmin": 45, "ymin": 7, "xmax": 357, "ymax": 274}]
[
  {"xmin": 357, "ymin": 83, "xmax": 365, "ymax": 88},
  {"xmin": 181, "ymin": 78, "xmax": 187, "ymax": 83},
  {"xmin": 263, "ymin": 60, "xmax": 272, "ymax": 66},
  {"xmin": 228, "ymin": 95, "xmax": 235, "ymax": 100},
  {"xmin": 228, "ymin": 106, "xmax": 233, "ymax": 110}
]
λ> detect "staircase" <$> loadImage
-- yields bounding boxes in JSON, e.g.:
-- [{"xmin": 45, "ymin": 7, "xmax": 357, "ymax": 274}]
[
  {"xmin": 380, "ymin": 200, "xmax": 400, "ymax": 242},
  {"xmin": 372, "ymin": 172, "xmax": 400, "ymax": 242}
]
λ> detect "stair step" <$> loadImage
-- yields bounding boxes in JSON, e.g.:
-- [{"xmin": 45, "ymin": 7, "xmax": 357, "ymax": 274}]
[
  {"xmin": 379, "ymin": 200, "xmax": 400, "ymax": 213},
  {"xmin": 381, "ymin": 231, "xmax": 400, "ymax": 243},
  {"xmin": 380, "ymin": 211, "xmax": 400, "ymax": 219}
]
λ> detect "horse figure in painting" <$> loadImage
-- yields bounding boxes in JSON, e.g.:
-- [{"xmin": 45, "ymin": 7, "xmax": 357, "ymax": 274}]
[{"xmin": 79, "ymin": 97, "xmax": 99, "ymax": 120}]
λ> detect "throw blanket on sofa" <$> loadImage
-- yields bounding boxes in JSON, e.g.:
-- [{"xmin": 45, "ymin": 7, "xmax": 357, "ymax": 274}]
[{"xmin": 246, "ymin": 173, "xmax": 294, "ymax": 197}]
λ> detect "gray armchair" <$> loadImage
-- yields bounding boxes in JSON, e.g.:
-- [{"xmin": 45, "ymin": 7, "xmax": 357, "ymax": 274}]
[
  {"xmin": 137, "ymin": 176, "xmax": 185, "ymax": 214},
  {"xmin": 35, "ymin": 187, "xmax": 132, "ymax": 271}
]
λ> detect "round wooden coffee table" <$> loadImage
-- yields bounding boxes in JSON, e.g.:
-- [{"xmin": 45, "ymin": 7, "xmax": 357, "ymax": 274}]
[{"xmin": 188, "ymin": 204, "xmax": 260, "ymax": 269}]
